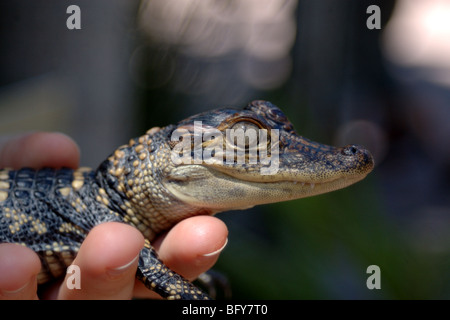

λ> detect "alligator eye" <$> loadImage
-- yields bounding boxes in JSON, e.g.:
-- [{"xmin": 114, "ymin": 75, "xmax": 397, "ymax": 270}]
[{"xmin": 229, "ymin": 121, "xmax": 261, "ymax": 148}]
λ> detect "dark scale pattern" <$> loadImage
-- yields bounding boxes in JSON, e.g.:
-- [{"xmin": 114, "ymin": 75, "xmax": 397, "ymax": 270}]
[
  {"xmin": 0, "ymin": 167, "xmax": 122, "ymax": 282},
  {"xmin": 0, "ymin": 100, "xmax": 374, "ymax": 299},
  {"xmin": 136, "ymin": 240, "xmax": 209, "ymax": 300}
]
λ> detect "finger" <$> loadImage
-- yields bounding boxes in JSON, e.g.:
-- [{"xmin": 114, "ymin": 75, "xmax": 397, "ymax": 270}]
[
  {"xmin": 0, "ymin": 243, "xmax": 41, "ymax": 300},
  {"xmin": 0, "ymin": 132, "xmax": 80, "ymax": 169},
  {"xmin": 57, "ymin": 222, "xmax": 144, "ymax": 300},
  {"xmin": 154, "ymin": 216, "xmax": 228, "ymax": 281}
]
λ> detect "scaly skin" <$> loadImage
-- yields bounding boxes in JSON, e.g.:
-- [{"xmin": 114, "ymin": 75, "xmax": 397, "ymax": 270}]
[{"xmin": 0, "ymin": 100, "xmax": 374, "ymax": 299}]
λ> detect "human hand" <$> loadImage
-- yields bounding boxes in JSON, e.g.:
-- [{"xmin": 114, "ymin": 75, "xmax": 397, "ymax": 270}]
[{"xmin": 0, "ymin": 132, "xmax": 228, "ymax": 299}]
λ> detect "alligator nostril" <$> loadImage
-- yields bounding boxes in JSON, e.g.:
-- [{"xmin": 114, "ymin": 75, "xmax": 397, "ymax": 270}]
[{"xmin": 342, "ymin": 145, "xmax": 359, "ymax": 156}]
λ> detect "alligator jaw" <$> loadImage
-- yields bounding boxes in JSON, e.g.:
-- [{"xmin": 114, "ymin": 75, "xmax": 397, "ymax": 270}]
[{"xmin": 163, "ymin": 161, "xmax": 372, "ymax": 212}]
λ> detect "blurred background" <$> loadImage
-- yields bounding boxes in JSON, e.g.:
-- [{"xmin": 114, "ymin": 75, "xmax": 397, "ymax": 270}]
[{"xmin": 0, "ymin": 0, "xmax": 449, "ymax": 299}]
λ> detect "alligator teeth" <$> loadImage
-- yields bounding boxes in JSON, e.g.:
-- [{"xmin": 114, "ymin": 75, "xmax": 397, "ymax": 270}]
[{"xmin": 292, "ymin": 181, "xmax": 313, "ymax": 188}]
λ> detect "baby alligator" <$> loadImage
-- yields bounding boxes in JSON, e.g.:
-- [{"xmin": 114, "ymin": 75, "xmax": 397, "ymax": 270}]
[{"xmin": 0, "ymin": 100, "xmax": 374, "ymax": 299}]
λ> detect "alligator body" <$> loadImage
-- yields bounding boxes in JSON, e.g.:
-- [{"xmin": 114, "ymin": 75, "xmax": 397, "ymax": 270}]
[{"xmin": 0, "ymin": 101, "xmax": 374, "ymax": 299}]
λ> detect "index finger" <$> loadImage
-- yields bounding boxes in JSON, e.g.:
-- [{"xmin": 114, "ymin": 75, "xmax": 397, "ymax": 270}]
[{"xmin": 0, "ymin": 132, "xmax": 80, "ymax": 169}]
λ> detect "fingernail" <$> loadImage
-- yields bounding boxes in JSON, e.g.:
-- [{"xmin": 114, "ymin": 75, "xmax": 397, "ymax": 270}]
[
  {"xmin": 107, "ymin": 255, "xmax": 139, "ymax": 276},
  {"xmin": 1, "ymin": 279, "xmax": 32, "ymax": 296},
  {"xmin": 202, "ymin": 238, "xmax": 228, "ymax": 257}
]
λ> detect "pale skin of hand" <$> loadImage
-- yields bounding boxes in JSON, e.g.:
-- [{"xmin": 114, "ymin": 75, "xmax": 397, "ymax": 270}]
[{"xmin": 0, "ymin": 132, "xmax": 228, "ymax": 300}]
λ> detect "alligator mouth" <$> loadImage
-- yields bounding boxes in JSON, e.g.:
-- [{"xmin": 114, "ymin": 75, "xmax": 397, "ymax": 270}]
[
  {"xmin": 164, "ymin": 164, "xmax": 370, "ymax": 212},
  {"xmin": 291, "ymin": 181, "xmax": 317, "ymax": 188},
  {"xmin": 200, "ymin": 143, "xmax": 374, "ymax": 186},
  {"xmin": 204, "ymin": 162, "xmax": 370, "ymax": 186}
]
